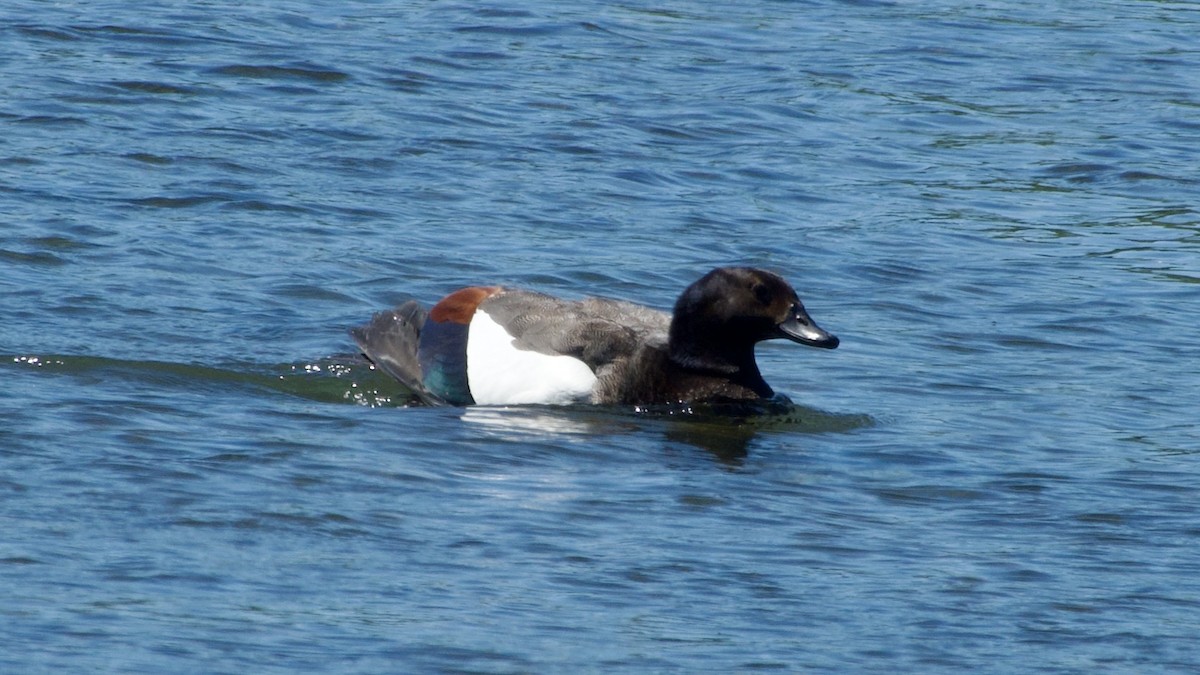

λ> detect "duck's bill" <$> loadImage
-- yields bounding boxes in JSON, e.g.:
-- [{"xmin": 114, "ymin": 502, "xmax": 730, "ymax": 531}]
[{"xmin": 777, "ymin": 306, "xmax": 840, "ymax": 349}]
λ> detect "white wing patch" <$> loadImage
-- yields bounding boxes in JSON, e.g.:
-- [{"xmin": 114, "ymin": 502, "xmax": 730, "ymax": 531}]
[{"xmin": 466, "ymin": 309, "xmax": 598, "ymax": 405}]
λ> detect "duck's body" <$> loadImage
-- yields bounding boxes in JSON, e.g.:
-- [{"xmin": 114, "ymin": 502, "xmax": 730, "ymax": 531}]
[{"xmin": 351, "ymin": 267, "xmax": 838, "ymax": 407}]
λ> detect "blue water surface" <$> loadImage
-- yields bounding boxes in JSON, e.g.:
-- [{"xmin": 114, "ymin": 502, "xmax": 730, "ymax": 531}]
[{"xmin": 3, "ymin": 1, "xmax": 1200, "ymax": 672}]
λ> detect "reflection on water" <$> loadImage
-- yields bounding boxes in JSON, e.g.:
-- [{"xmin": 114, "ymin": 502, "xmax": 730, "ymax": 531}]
[
  {"xmin": 461, "ymin": 406, "xmax": 624, "ymax": 437},
  {"xmin": 458, "ymin": 396, "xmax": 872, "ymax": 463},
  {"xmin": 278, "ymin": 354, "xmax": 875, "ymax": 461}
]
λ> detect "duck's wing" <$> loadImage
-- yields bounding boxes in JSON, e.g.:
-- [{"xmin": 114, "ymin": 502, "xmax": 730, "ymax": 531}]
[
  {"xmin": 479, "ymin": 292, "xmax": 670, "ymax": 371},
  {"xmin": 349, "ymin": 300, "xmax": 450, "ymax": 406}
]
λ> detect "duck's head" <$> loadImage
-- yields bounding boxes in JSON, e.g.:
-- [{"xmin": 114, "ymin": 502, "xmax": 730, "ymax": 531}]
[{"xmin": 671, "ymin": 267, "xmax": 839, "ymax": 351}]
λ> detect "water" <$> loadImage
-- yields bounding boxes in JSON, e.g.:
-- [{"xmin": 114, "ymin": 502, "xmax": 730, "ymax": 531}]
[{"xmin": 3, "ymin": 0, "xmax": 1199, "ymax": 671}]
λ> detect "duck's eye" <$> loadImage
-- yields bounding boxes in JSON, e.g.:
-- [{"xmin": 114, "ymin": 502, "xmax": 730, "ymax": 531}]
[{"xmin": 751, "ymin": 282, "xmax": 772, "ymax": 306}]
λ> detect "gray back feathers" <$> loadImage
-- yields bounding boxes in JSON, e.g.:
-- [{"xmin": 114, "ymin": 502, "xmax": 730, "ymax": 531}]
[{"xmin": 481, "ymin": 291, "xmax": 669, "ymax": 367}]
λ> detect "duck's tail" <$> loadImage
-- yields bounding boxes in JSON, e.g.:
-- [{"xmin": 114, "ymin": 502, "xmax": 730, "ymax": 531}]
[{"xmin": 349, "ymin": 300, "xmax": 449, "ymax": 406}]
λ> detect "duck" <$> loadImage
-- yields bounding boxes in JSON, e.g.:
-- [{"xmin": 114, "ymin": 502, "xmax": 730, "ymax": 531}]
[{"xmin": 350, "ymin": 266, "xmax": 838, "ymax": 407}]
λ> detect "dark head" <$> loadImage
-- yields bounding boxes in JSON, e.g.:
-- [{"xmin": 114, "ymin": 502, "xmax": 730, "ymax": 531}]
[{"xmin": 668, "ymin": 267, "xmax": 838, "ymax": 372}]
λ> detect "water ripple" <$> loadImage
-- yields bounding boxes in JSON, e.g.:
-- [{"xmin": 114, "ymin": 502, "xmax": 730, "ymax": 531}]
[{"xmin": 5, "ymin": 1, "xmax": 1200, "ymax": 671}]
